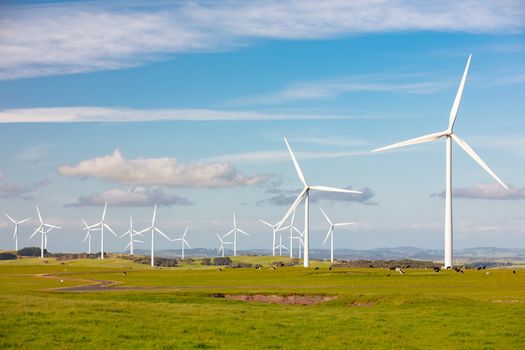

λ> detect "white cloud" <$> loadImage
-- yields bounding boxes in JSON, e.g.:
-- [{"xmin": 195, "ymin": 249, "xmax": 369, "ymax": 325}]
[
  {"xmin": 0, "ymin": 179, "xmax": 49, "ymax": 200},
  {"xmin": 58, "ymin": 149, "xmax": 268, "ymax": 188},
  {"xmin": 65, "ymin": 186, "xmax": 193, "ymax": 207},
  {"xmin": 0, "ymin": 106, "xmax": 361, "ymax": 123},
  {"xmin": 1, "ymin": 1, "xmax": 523, "ymax": 80},
  {"xmin": 231, "ymin": 74, "xmax": 452, "ymax": 105},
  {"xmin": 431, "ymin": 183, "xmax": 525, "ymax": 200}
]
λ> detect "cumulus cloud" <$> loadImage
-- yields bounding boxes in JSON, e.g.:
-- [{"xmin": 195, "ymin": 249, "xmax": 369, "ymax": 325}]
[
  {"xmin": 1, "ymin": 1, "xmax": 523, "ymax": 79},
  {"xmin": 65, "ymin": 186, "xmax": 193, "ymax": 207},
  {"xmin": 0, "ymin": 179, "xmax": 49, "ymax": 200},
  {"xmin": 257, "ymin": 186, "xmax": 376, "ymax": 206},
  {"xmin": 431, "ymin": 183, "xmax": 525, "ymax": 200},
  {"xmin": 58, "ymin": 149, "xmax": 268, "ymax": 188}
]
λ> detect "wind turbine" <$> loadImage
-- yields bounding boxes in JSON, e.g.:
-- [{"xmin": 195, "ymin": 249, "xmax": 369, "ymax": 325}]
[
  {"xmin": 4, "ymin": 213, "xmax": 30, "ymax": 252},
  {"xmin": 372, "ymin": 54, "xmax": 507, "ymax": 268},
  {"xmin": 216, "ymin": 233, "xmax": 233, "ymax": 257},
  {"xmin": 275, "ymin": 229, "xmax": 289, "ymax": 256},
  {"xmin": 137, "ymin": 204, "xmax": 173, "ymax": 267},
  {"xmin": 277, "ymin": 137, "xmax": 362, "ymax": 267},
  {"xmin": 172, "ymin": 227, "xmax": 190, "ymax": 259},
  {"xmin": 88, "ymin": 202, "xmax": 117, "ymax": 259},
  {"xmin": 81, "ymin": 218, "xmax": 99, "ymax": 255},
  {"xmin": 120, "ymin": 216, "xmax": 143, "ymax": 256},
  {"xmin": 320, "ymin": 208, "xmax": 354, "ymax": 263},
  {"xmin": 222, "ymin": 213, "xmax": 249, "ymax": 256},
  {"xmin": 29, "ymin": 206, "xmax": 60, "ymax": 258},
  {"xmin": 259, "ymin": 219, "xmax": 289, "ymax": 256}
]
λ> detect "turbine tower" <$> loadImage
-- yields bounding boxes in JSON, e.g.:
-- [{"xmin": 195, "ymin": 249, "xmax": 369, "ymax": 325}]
[
  {"xmin": 4, "ymin": 213, "xmax": 30, "ymax": 252},
  {"xmin": 320, "ymin": 208, "xmax": 354, "ymax": 263},
  {"xmin": 172, "ymin": 227, "xmax": 190, "ymax": 259},
  {"xmin": 137, "ymin": 204, "xmax": 173, "ymax": 267},
  {"xmin": 222, "ymin": 213, "xmax": 249, "ymax": 256},
  {"xmin": 30, "ymin": 206, "xmax": 60, "ymax": 258},
  {"xmin": 277, "ymin": 137, "xmax": 362, "ymax": 267},
  {"xmin": 88, "ymin": 202, "xmax": 117, "ymax": 259},
  {"xmin": 372, "ymin": 54, "xmax": 507, "ymax": 268},
  {"xmin": 120, "ymin": 216, "xmax": 143, "ymax": 256}
]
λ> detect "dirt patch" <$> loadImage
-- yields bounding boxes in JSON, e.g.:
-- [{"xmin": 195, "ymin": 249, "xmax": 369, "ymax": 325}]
[
  {"xmin": 214, "ymin": 294, "xmax": 336, "ymax": 305},
  {"xmin": 349, "ymin": 301, "xmax": 375, "ymax": 307}
]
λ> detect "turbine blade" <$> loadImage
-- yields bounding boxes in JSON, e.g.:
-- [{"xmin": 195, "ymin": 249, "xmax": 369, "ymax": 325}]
[
  {"xmin": 134, "ymin": 240, "xmax": 144, "ymax": 244},
  {"xmin": 310, "ymin": 185, "xmax": 361, "ymax": 194},
  {"xmin": 102, "ymin": 202, "xmax": 107, "ymax": 221},
  {"xmin": 183, "ymin": 227, "xmax": 188, "ymax": 238},
  {"xmin": 233, "ymin": 213, "xmax": 236, "ymax": 228},
  {"xmin": 259, "ymin": 219, "xmax": 273, "ymax": 228},
  {"xmin": 104, "ymin": 224, "xmax": 118, "ymax": 237},
  {"xmin": 451, "ymin": 134, "xmax": 508, "ymax": 190},
  {"xmin": 125, "ymin": 242, "xmax": 131, "ymax": 249},
  {"xmin": 334, "ymin": 222, "xmax": 354, "ymax": 227},
  {"xmin": 152, "ymin": 204, "xmax": 157, "ymax": 225},
  {"xmin": 36, "ymin": 206, "xmax": 43, "ymax": 223},
  {"xmin": 372, "ymin": 131, "xmax": 446, "ymax": 153},
  {"xmin": 237, "ymin": 228, "xmax": 249, "ymax": 236},
  {"xmin": 276, "ymin": 188, "xmax": 307, "ymax": 229},
  {"xmin": 448, "ymin": 54, "xmax": 472, "ymax": 131},
  {"xmin": 29, "ymin": 228, "xmax": 40, "ymax": 240},
  {"xmin": 223, "ymin": 228, "xmax": 235, "ymax": 238},
  {"xmin": 184, "ymin": 239, "xmax": 191, "ymax": 248},
  {"xmin": 84, "ymin": 231, "xmax": 90, "ymax": 242},
  {"xmin": 154, "ymin": 227, "xmax": 171, "ymax": 241},
  {"xmin": 45, "ymin": 224, "xmax": 61, "ymax": 229},
  {"xmin": 216, "ymin": 233, "xmax": 224, "ymax": 243},
  {"xmin": 284, "ymin": 137, "xmax": 307, "ymax": 186},
  {"xmin": 82, "ymin": 218, "xmax": 89, "ymax": 228},
  {"xmin": 323, "ymin": 228, "xmax": 333, "ymax": 246},
  {"xmin": 136, "ymin": 227, "xmax": 151, "ymax": 235},
  {"xmin": 319, "ymin": 208, "xmax": 332, "ymax": 224},
  {"xmin": 19, "ymin": 218, "xmax": 31, "ymax": 224},
  {"xmin": 4, "ymin": 213, "xmax": 16, "ymax": 224}
]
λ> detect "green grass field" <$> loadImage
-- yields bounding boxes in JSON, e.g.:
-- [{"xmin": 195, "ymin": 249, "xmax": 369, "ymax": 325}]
[{"xmin": 0, "ymin": 256, "xmax": 524, "ymax": 349}]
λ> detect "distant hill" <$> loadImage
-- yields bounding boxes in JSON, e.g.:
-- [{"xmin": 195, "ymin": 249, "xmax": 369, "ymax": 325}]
[{"xmin": 133, "ymin": 247, "xmax": 525, "ymax": 261}]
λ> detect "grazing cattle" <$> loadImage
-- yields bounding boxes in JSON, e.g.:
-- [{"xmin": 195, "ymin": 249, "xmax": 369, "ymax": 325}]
[
  {"xmin": 387, "ymin": 274, "xmax": 391, "ymax": 277},
  {"xmin": 482, "ymin": 266, "xmax": 486, "ymax": 270},
  {"xmin": 477, "ymin": 267, "xmax": 482, "ymax": 271},
  {"xmin": 369, "ymin": 264, "xmax": 374, "ymax": 268},
  {"xmin": 255, "ymin": 264, "xmax": 262, "ymax": 270},
  {"xmin": 217, "ymin": 268, "xmax": 222, "ymax": 272},
  {"xmin": 433, "ymin": 267, "xmax": 441, "ymax": 273},
  {"xmin": 513, "ymin": 270, "xmax": 516, "ymax": 275},
  {"xmin": 395, "ymin": 267, "xmax": 405, "ymax": 274},
  {"xmin": 388, "ymin": 266, "xmax": 396, "ymax": 271},
  {"xmin": 329, "ymin": 266, "xmax": 332, "ymax": 271},
  {"xmin": 485, "ymin": 271, "xmax": 490, "ymax": 275},
  {"xmin": 270, "ymin": 266, "xmax": 276, "ymax": 270},
  {"xmin": 314, "ymin": 267, "xmax": 320, "ymax": 270},
  {"xmin": 122, "ymin": 271, "xmax": 127, "ymax": 276}
]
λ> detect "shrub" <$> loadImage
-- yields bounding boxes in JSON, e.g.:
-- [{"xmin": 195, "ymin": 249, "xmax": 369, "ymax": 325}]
[
  {"xmin": 212, "ymin": 257, "xmax": 232, "ymax": 266},
  {"xmin": 17, "ymin": 247, "xmax": 47, "ymax": 257},
  {"xmin": 0, "ymin": 252, "xmax": 17, "ymax": 260}
]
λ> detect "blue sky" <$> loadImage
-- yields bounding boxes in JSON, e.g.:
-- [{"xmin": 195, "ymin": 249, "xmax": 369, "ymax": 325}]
[{"xmin": 1, "ymin": 0, "xmax": 524, "ymax": 254}]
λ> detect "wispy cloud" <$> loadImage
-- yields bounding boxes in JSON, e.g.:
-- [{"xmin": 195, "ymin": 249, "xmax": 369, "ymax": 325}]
[
  {"xmin": 431, "ymin": 183, "xmax": 525, "ymax": 200},
  {"xmin": 1, "ymin": 1, "xmax": 523, "ymax": 80},
  {"xmin": 204, "ymin": 149, "xmax": 369, "ymax": 164},
  {"xmin": 65, "ymin": 186, "xmax": 194, "ymax": 207},
  {"xmin": 257, "ymin": 186, "xmax": 376, "ymax": 206},
  {"xmin": 231, "ymin": 73, "xmax": 452, "ymax": 105},
  {"xmin": 58, "ymin": 149, "xmax": 268, "ymax": 188},
  {"xmin": 0, "ymin": 106, "xmax": 368, "ymax": 123},
  {"xmin": 0, "ymin": 179, "xmax": 49, "ymax": 200},
  {"xmin": 15, "ymin": 144, "xmax": 55, "ymax": 163}
]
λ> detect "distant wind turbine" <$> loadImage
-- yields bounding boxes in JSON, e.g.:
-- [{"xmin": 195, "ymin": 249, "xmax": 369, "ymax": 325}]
[
  {"xmin": 259, "ymin": 219, "xmax": 290, "ymax": 256},
  {"xmin": 88, "ymin": 202, "xmax": 117, "ymax": 259},
  {"xmin": 82, "ymin": 218, "xmax": 99, "ymax": 255},
  {"xmin": 216, "ymin": 233, "xmax": 233, "ymax": 257},
  {"xmin": 137, "ymin": 204, "xmax": 173, "ymax": 267},
  {"xmin": 120, "ymin": 216, "xmax": 143, "ymax": 256},
  {"xmin": 4, "ymin": 213, "xmax": 30, "ymax": 252},
  {"xmin": 320, "ymin": 208, "xmax": 354, "ymax": 263},
  {"xmin": 30, "ymin": 206, "xmax": 60, "ymax": 258},
  {"xmin": 172, "ymin": 227, "xmax": 190, "ymax": 259},
  {"xmin": 277, "ymin": 137, "xmax": 362, "ymax": 267},
  {"xmin": 372, "ymin": 54, "xmax": 507, "ymax": 268},
  {"xmin": 222, "ymin": 213, "xmax": 249, "ymax": 256}
]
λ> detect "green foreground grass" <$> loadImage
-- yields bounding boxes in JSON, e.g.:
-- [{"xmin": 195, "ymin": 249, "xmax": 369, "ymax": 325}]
[{"xmin": 0, "ymin": 256, "xmax": 524, "ymax": 349}]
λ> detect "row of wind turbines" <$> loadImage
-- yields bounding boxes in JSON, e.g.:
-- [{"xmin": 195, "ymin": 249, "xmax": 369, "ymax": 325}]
[{"xmin": 3, "ymin": 55, "xmax": 507, "ymax": 268}]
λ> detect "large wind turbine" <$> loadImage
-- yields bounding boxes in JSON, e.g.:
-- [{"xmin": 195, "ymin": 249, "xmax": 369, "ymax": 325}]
[
  {"xmin": 277, "ymin": 137, "xmax": 362, "ymax": 267},
  {"xmin": 172, "ymin": 227, "xmax": 190, "ymax": 259},
  {"xmin": 30, "ymin": 206, "xmax": 60, "ymax": 258},
  {"xmin": 120, "ymin": 216, "xmax": 143, "ymax": 256},
  {"xmin": 320, "ymin": 208, "xmax": 354, "ymax": 263},
  {"xmin": 222, "ymin": 213, "xmax": 249, "ymax": 256},
  {"xmin": 137, "ymin": 204, "xmax": 173, "ymax": 267},
  {"xmin": 4, "ymin": 213, "xmax": 30, "ymax": 252},
  {"xmin": 372, "ymin": 54, "xmax": 507, "ymax": 268},
  {"xmin": 89, "ymin": 202, "xmax": 117, "ymax": 259}
]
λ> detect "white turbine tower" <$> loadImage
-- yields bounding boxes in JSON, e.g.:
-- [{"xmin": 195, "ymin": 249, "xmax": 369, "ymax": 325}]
[
  {"xmin": 172, "ymin": 227, "xmax": 190, "ymax": 259},
  {"xmin": 320, "ymin": 208, "xmax": 354, "ymax": 263},
  {"xmin": 222, "ymin": 213, "xmax": 249, "ymax": 256},
  {"xmin": 89, "ymin": 202, "xmax": 117, "ymax": 259},
  {"xmin": 138, "ymin": 204, "xmax": 173, "ymax": 267},
  {"xmin": 120, "ymin": 216, "xmax": 143, "ymax": 256},
  {"xmin": 81, "ymin": 218, "xmax": 99, "ymax": 255},
  {"xmin": 4, "ymin": 214, "xmax": 30, "ymax": 252},
  {"xmin": 30, "ymin": 206, "xmax": 60, "ymax": 258},
  {"xmin": 277, "ymin": 137, "xmax": 362, "ymax": 267},
  {"xmin": 372, "ymin": 54, "xmax": 507, "ymax": 268}
]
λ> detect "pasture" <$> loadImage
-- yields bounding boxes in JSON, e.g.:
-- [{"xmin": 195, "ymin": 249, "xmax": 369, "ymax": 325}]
[{"xmin": 0, "ymin": 256, "xmax": 524, "ymax": 349}]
